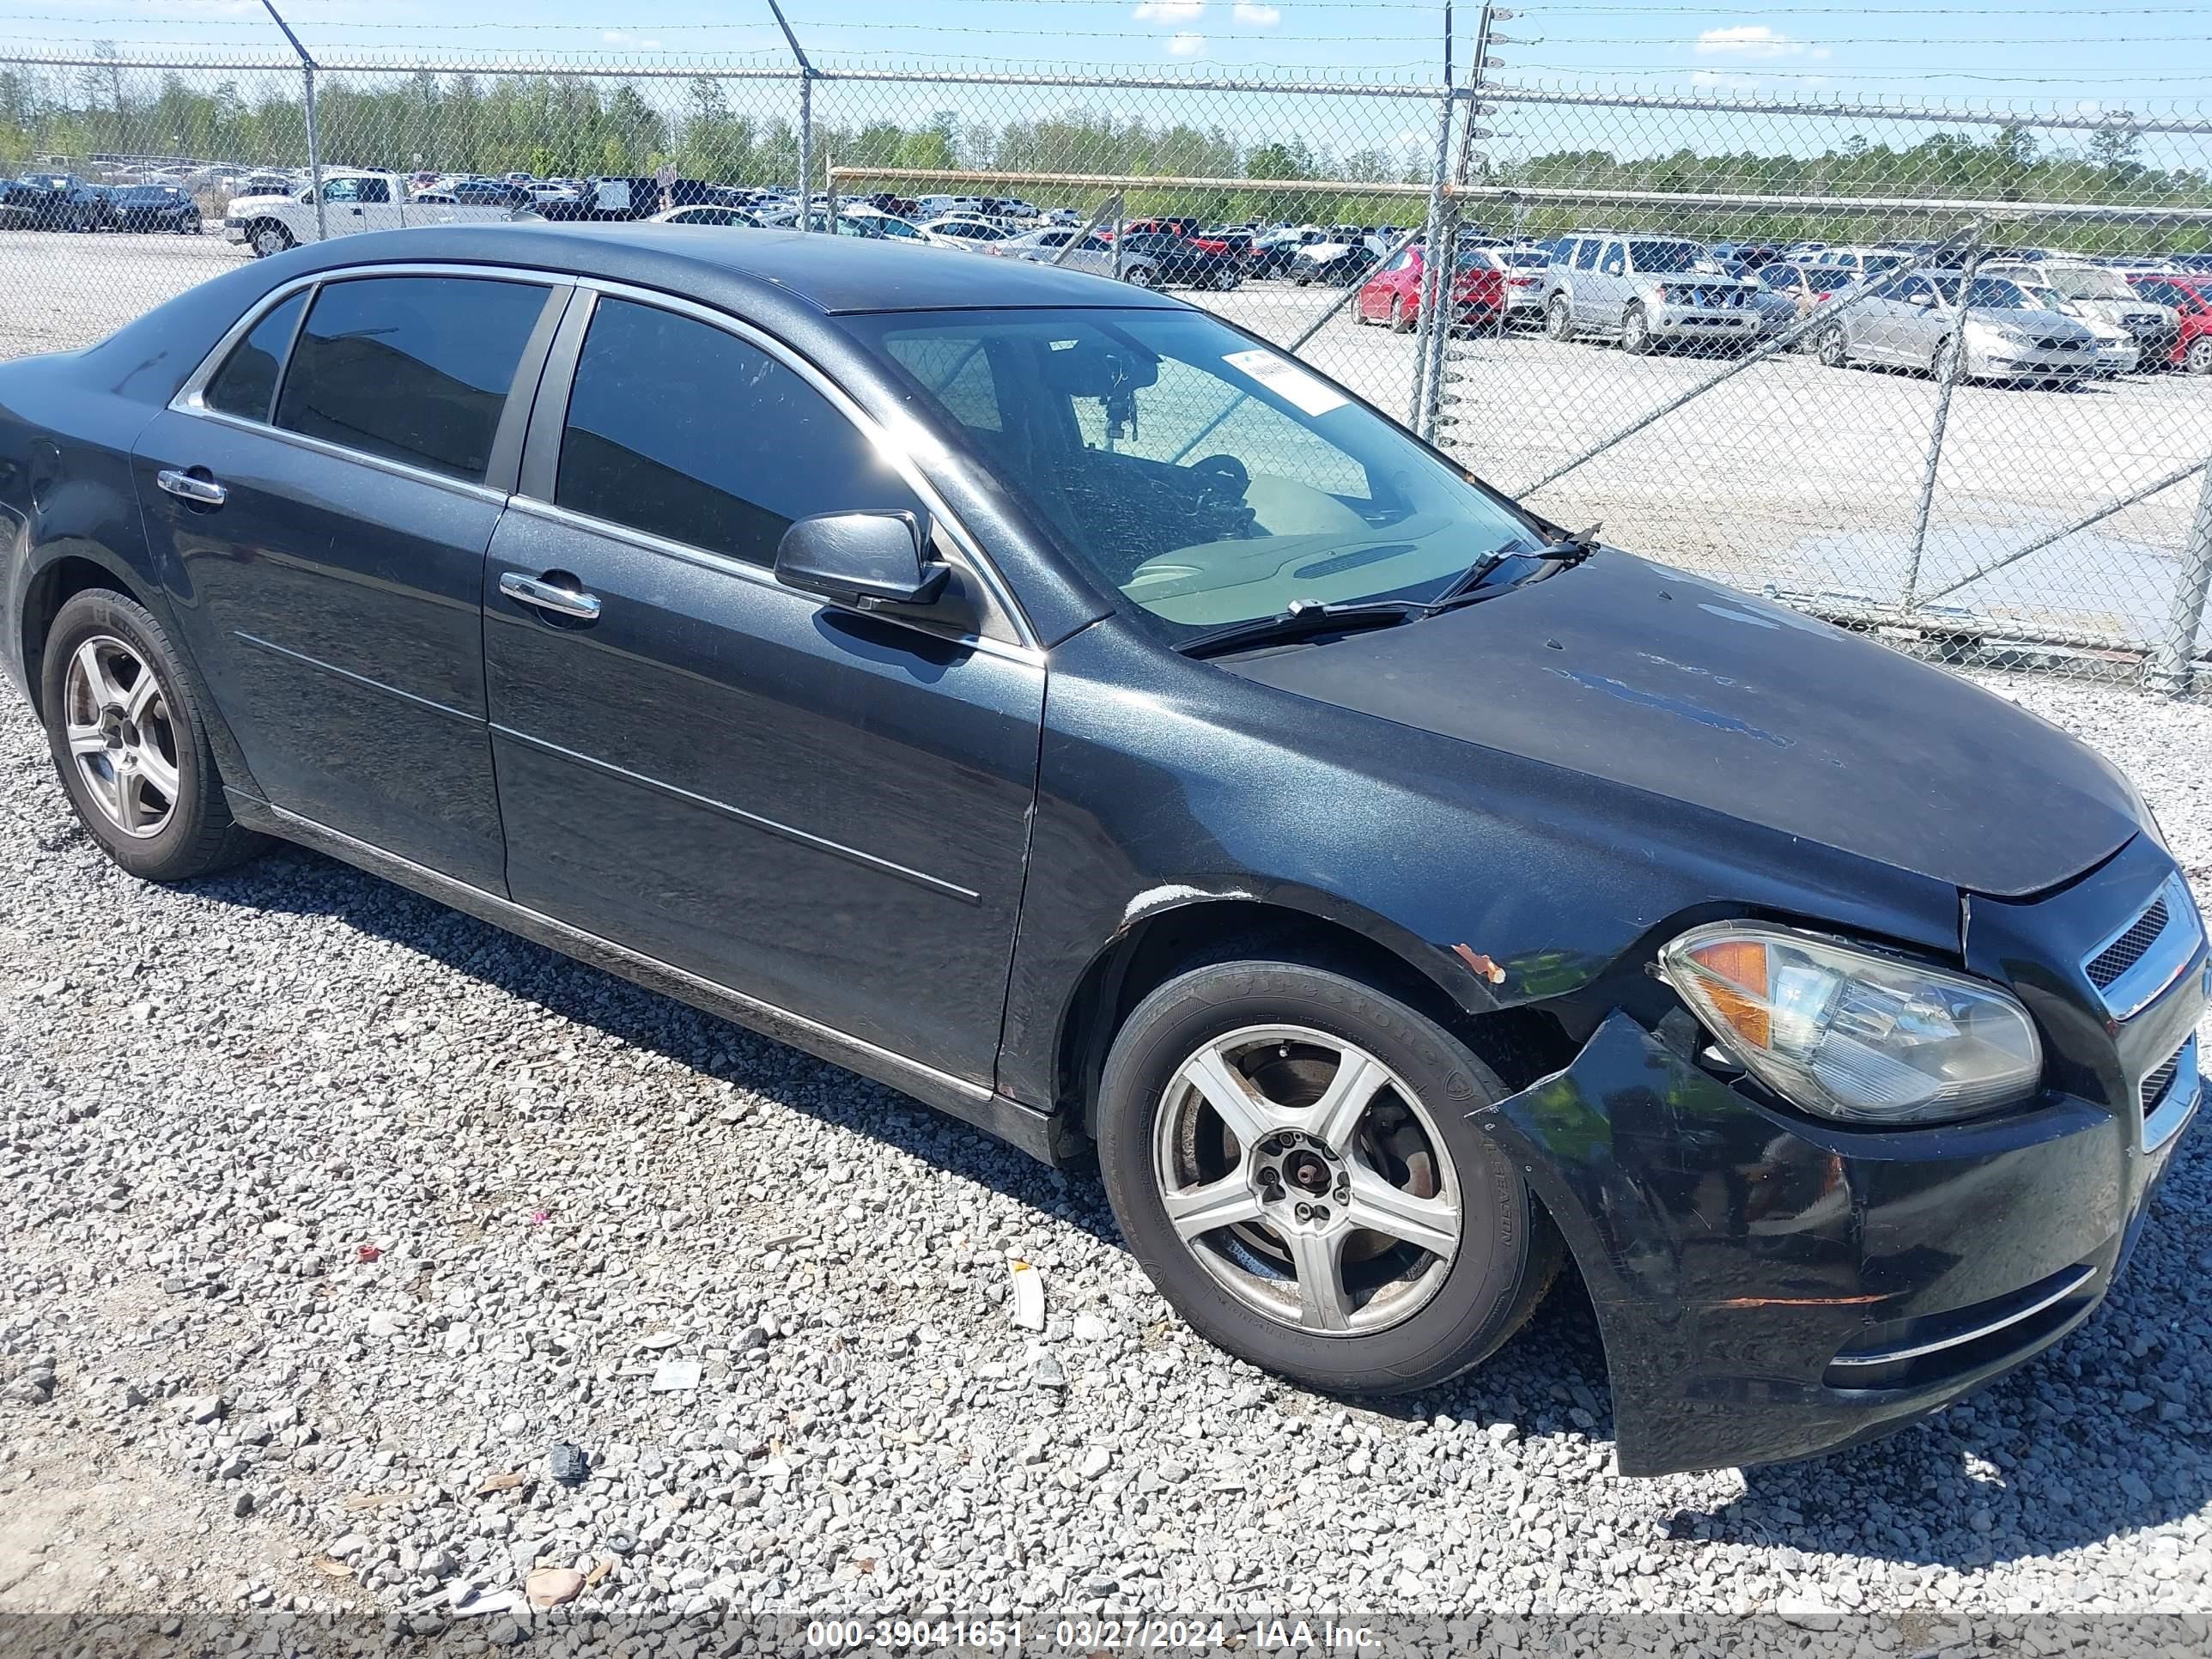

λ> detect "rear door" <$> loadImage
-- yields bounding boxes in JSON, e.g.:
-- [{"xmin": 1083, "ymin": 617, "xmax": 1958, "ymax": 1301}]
[
  {"xmin": 482, "ymin": 289, "xmax": 1043, "ymax": 1086},
  {"xmin": 134, "ymin": 269, "xmax": 568, "ymax": 890}
]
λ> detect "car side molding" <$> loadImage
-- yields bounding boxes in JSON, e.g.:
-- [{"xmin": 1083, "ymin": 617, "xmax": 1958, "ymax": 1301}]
[{"xmin": 224, "ymin": 791, "xmax": 1075, "ymax": 1165}]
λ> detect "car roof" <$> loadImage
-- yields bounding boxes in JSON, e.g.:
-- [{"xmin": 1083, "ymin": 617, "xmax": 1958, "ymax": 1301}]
[{"xmin": 279, "ymin": 222, "xmax": 1183, "ymax": 318}]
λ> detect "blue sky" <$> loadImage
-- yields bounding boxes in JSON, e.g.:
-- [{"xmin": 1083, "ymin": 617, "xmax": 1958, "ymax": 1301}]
[{"xmin": 5, "ymin": 0, "xmax": 2209, "ymax": 105}]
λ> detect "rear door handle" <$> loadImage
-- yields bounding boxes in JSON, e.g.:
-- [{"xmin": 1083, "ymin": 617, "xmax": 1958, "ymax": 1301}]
[
  {"xmin": 155, "ymin": 468, "xmax": 227, "ymax": 507},
  {"xmin": 499, "ymin": 570, "xmax": 601, "ymax": 622}
]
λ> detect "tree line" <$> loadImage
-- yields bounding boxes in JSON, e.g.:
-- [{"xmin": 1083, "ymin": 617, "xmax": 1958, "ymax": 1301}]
[{"xmin": 1, "ymin": 63, "xmax": 2204, "ymax": 250}]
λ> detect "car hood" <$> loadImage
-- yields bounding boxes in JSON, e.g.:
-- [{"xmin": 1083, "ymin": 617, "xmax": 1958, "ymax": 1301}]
[
  {"xmin": 226, "ymin": 191, "xmax": 298, "ymax": 212},
  {"xmin": 1226, "ymin": 550, "xmax": 2140, "ymax": 898}
]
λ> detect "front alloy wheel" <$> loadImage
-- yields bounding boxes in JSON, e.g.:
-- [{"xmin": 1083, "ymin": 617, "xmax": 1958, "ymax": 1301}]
[
  {"xmin": 1152, "ymin": 1025, "xmax": 1461, "ymax": 1333},
  {"xmin": 1097, "ymin": 959, "xmax": 1561, "ymax": 1395},
  {"xmin": 1546, "ymin": 296, "xmax": 1574, "ymax": 341},
  {"xmin": 1816, "ymin": 325, "xmax": 1850, "ymax": 368},
  {"xmin": 2188, "ymin": 336, "xmax": 2212, "ymax": 375}
]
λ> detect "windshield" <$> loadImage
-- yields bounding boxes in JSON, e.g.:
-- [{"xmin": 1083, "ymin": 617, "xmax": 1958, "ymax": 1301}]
[
  {"xmin": 2042, "ymin": 264, "xmax": 2135, "ymax": 301},
  {"xmin": 2016, "ymin": 284, "xmax": 2070, "ymax": 313},
  {"xmin": 846, "ymin": 307, "xmax": 1538, "ymax": 638},
  {"xmin": 1930, "ymin": 276, "xmax": 2030, "ymax": 308},
  {"xmin": 1628, "ymin": 240, "xmax": 1703, "ymax": 272}
]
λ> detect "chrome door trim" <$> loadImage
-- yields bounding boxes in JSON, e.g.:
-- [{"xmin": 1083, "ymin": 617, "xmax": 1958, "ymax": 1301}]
[{"xmin": 165, "ymin": 404, "xmax": 515, "ymax": 508}]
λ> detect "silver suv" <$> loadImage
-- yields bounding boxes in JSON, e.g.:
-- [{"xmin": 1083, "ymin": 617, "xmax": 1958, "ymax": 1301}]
[{"xmin": 1542, "ymin": 232, "xmax": 1760, "ymax": 353}]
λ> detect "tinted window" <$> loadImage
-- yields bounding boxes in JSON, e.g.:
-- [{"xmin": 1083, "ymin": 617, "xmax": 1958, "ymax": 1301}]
[
  {"xmin": 204, "ymin": 289, "xmax": 308, "ymax": 423},
  {"xmin": 274, "ymin": 276, "xmax": 549, "ymax": 482},
  {"xmin": 554, "ymin": 297, "xmax": 922, "ymax": 566},
  {"xmin": 1573, "ymin": 239, "xmax": 1599, "ymax": 270}
]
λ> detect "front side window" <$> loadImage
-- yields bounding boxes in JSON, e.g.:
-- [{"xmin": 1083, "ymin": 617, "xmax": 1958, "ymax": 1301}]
[
  {"xmin": 1599, "ymin": 243, "xmax": 1626, "ymax": 276},
  {"xmin": 848, "ymin": 307, "xmax": 1537, "ymax": 639},
  {"xmin": 1572, "ymin": 240, "xmax": 1599, "ymax": 270},
  {"xmin": 204, "ymin": 289, "xmax": 309, "ymax": 423},
  {"xmin": 555, "ymin": 297, "xmax": 922, "ymax": 567},
  {"xmin": 273, "ymin": 276, "xmax": 550, "ymax": 482}
]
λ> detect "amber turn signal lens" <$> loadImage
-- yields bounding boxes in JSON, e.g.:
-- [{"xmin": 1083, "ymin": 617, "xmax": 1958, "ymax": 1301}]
[{"xmin": 1688, "ymin": 937, "xmax": 1771, "ymax": 1048}]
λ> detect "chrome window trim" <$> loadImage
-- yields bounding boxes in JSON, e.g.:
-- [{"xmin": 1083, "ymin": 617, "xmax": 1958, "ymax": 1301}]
[
  {"xmin": 553, "ymin": 275, "xmax": 1039, "ymax": 652},
  {"xmin": 1826, "ymin": 1263, "xmax": 2096, "ymax": 1370},
  {"xmin": 2142, "ymin": 1035, "xmax": 2200, "ymax": 1154},
  {"xmin": 2086, "ymin": 872, "xmax": 2206, "ymax": 1022}
]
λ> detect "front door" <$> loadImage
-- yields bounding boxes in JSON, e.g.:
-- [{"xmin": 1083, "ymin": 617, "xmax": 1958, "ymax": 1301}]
[
  {"xmin": 483, "ymin": 291, "xmax": 1042, "ymax": 1086},
  {"xmin": 135, "ymin": 270, "xmax": 566, "ymax": 890},
  {"xmin": 319, "ymin": 174, "xmax": 405, "ymax": 237}
]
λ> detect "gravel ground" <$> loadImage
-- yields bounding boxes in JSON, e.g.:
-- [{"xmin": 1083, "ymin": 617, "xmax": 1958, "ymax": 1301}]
[{"xmin": 2, "ymin": 670, "xmax": 2209, "ymax": 1640}]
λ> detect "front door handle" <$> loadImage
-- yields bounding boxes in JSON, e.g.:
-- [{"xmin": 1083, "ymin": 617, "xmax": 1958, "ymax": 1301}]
[
  {"xmin": 499, "ymin": 569, "xmax": 601, "ymax": 622},
  {"xmin": 155, "ymin": 468, "xmax": 227, "ymax": 507}
]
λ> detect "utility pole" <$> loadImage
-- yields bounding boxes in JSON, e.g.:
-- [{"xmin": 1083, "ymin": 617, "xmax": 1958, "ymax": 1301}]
[
  {"xmin": 259, "ymin": 0, "xmax": 325, "ymax": 242},
  {"xmin": 766, "ymin": 0, "xmax": 820, "ymax": 230},
  {"xmin": 1407, "ymin": 2, "xmax": 1455, "ymax": 429}
]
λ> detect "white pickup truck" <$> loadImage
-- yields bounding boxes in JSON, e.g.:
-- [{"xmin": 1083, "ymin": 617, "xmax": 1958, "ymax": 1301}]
[{"xmin": 222, "ymin": 169, "xmax": 520, "ymax": 258}]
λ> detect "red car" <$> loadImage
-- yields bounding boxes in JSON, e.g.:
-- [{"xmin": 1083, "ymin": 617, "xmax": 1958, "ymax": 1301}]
[
  {"xmin": 1355, "ymin": 243, "xmax": 1504, "ymax": 332},
  {"xmin": 2124, "ymin": 270, "xmax": 2212, "ymax": 374}
]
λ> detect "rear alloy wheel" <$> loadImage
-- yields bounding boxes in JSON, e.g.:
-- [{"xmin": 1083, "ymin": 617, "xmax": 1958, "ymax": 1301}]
[
  {"xmin": 1620, "ymin": 302, "xmax": 1654, "ymax": 355},
  {"xmin": 1816, "ymin": 325, "xmax": 1850, "ymax": 368},
  {"xmin": 249, "ymin": 222, "xmax": 293, "ymax": 258},
  {"xmin": 40, "ymin": 589, "xmax": 263, "ymax": 883},
  {"xmin": 1098, "ymin": 959, "xmax": 1560, "ymax": 1394},
  {"xmin": 1545, "ymin": 296, "xmax": 1574, "ymax": 341},
  {"xmin": 2187, "ymin": 336, "xmax": 2212, "ymax": 376}
]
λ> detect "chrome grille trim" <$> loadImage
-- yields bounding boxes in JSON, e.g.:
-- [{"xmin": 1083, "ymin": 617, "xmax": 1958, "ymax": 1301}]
[
  {"xmin": 2143, "ymin": 1036, "xmax": 2200, "ymax": 1154},
  {"xmin": 1827, "ymin": 1264, "xmax": 2096, "ymax": 1371},
  {"xmin": 2084, "ymin": 873, "xmax": 2205, "ymax": 1021}
]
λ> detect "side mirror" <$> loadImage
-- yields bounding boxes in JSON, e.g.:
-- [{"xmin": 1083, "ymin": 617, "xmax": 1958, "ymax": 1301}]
[{"xmin": 775, "ymin": 510, "xmax": 950, "ymax": 612}]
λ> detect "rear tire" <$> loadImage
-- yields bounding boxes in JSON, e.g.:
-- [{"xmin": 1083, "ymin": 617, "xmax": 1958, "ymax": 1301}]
[
  {"xmin": 2187, "ymin": 337, "xmax": 2212, "ymax": 376},
  {"xmin": 1097, "ymin": 958, "xmax": 1561, "ymax": 1395},
  {"xmin": 40, "ymin": 589, "xmax": 264, "ymax": 884}
]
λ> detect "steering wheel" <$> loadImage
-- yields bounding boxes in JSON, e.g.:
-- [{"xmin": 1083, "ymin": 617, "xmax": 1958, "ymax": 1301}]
[{"xmin": 1188, "ymin": 453, "xmax": 1251, "ymax": 502}]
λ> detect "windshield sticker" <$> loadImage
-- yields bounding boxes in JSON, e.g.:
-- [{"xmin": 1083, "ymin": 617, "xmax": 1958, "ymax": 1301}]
[{"xmin": 1221, "ymin": 349, "xmax": 1348, "ymax": 417}]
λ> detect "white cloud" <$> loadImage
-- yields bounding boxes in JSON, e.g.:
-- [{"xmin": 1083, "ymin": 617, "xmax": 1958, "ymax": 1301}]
[
  {"xmin": 1233, "ymin": 2, "xmax": 1281, "ymax": 22},
  {"xmin": 1166, "ymin": 30, "xmax": 1207, "ymax": 54},
  {"xmin": 1134, "ymin": 1, "xmax": 1206, "ymax": 21},
  {"xmin": 602, "ymin": 28, "xmax": 664, "ymax": 48},
  {"xmin": 1694, "ymin": 25, "xmax": 1826, "ymax": 60}
]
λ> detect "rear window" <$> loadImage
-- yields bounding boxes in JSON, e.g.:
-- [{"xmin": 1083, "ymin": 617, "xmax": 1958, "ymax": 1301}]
[{"xmin": 273, "ymin": 275, "xmax": 550, "ymax": 483}]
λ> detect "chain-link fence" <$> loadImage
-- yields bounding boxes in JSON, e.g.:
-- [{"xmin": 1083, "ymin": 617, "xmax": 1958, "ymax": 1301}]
[{"xmin": 3, "ymin": 35, "xmax": 2208, "ymax": 691}]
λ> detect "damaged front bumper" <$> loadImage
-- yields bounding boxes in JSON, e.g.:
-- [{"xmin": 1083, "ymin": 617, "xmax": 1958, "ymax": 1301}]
[{"xmin": 1485, "ymin": 1003, "xmax": 2202, "ymax": 1477}]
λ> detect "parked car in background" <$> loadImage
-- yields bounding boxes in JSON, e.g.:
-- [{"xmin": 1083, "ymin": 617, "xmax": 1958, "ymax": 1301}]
[
  {"xmin": 647, "ymin": 204, "xmax": 763, "ymax": 228},
  {"xmin": 916, "ymin": 216, "xmax": 1015, "ymax": 250},
  {"xmin": 992, "ymin": 226, "xmax": 1121, "ymax": 279},
  {"xmin": 2124, "ymin": 271, "xmax": 2212, "ymax": 373},
  {"xmin": 106, "ymin": 183, "xmax": 202, "ymax": 234},
  {"xmin": 1116, "ymin": 229, "xmax": 1241, "ymax": 289},
  {"xmin": 1290, "ymin": 231, "xmax": 1382, "ymax": 288},
  {"xmin": 1249, "ymin": 224, "xmax": 1330, "ymax": 277},
  {"xmin": 1543, "ymin": 233, "xmax": 1760, "ymax": 354},
  {"xmin": 1486, "ymin": 246, "xmax": 1553, "ymax": 322},
  {"xmin": 1984, "ymin": 259, "xmax": 2178, "ymax": 366},
  {"xmin": 830, "ymin": 210, "xmax": 924, "ymax": 242},
  {"xmin": 1755, "ymin": 260, "xmax": 1858, "ymax": 329},
  {"xmin": 3, "ymin": 173, "xmax": 112, "ymax": 231},
  {"xmin": 1813, "ymin": 246, "xmax": 1911, "ymax": 282},
  {"xmin": 3, "ymin": 223, "xmax": 2200, "ymax": 1480},
  {"xmin": 1814, "ymin": 270, "xmax": 2099, "ymax": 385},
  {"xmin": 1356, "ymin": 242, "xmax": 1504, "ymax": 331}
]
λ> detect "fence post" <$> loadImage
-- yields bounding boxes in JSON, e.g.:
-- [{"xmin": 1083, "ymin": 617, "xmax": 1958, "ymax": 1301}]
[
  {"xmin": 259, "ymin": 1, "xmax": 325, "ymax": 240},
  {"xmin": 1408, "ymin": 93, "xmax": 1455, "ymax": 434},
  {"xmin": 767, "ymin": 0, "xmax": 818, "ymax": 229},
  {"xmin": 1903, "ymin": 242, "xmax": 1984, "ymax": 609},
  {"xmin": 2151, "ymin": 462, "xmax": 2212, "ymax": 696}
]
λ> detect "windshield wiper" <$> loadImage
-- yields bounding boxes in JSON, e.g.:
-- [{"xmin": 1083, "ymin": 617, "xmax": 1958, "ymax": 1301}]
[
  {"xmin": 1173, "ymin": 599, "xmax": 1423, "ymax": 659},
  {"xmin": 1419, "ymin": 521, "xmax": 1602, "ymax": 613}
]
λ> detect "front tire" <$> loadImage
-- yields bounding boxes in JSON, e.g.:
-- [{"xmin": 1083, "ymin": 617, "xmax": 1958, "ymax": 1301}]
[
  {"xmin": 1815, "ymin": 324, "xmax": 1850, "ymax": 368},
  {"xmin": 2187, "ymin": 336, "xmax": 2212, "ymax": 376},
  {"xmin": 1545, "ymin": 295, "xmax": 1574, "ymax": 341},
  {"xmin": 40, "ymin": 589, "xmax": 263, "ymax": 883},
  {"xmin": 248, "ymin": 221, "xmax": 294, "ymax": 258},
  {"xmin": 1620, "ymin": 302, "xmax": 1654, "ymax": 355},
  {"xmin": 1390, "ymin": 295, "xmax": 1415, "ymax": 335},
  {"xmin": 1097, "ymin": 959, "xmax": 1560, "ymax": 1395}
]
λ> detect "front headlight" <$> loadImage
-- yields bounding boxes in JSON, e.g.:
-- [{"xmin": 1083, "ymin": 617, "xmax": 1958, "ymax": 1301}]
[{"xmin": 1657, "ymin": 923, "xmax": 2042, "ymax": 1125}]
